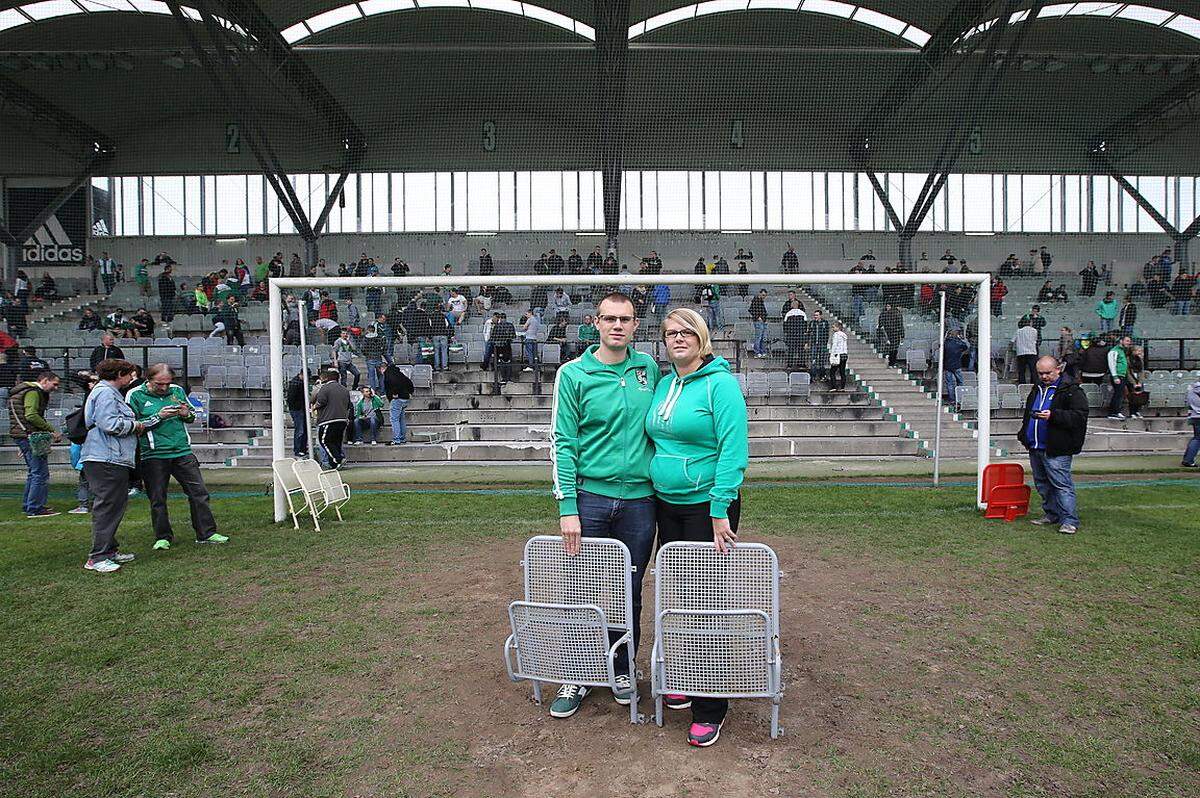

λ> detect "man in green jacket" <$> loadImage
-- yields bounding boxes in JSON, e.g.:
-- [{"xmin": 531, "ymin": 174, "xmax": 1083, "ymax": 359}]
[
  {"xmin": 128, "ymin": 363, "xmax": 227, "ymax": 550},
  {"xmin": 548, "ymin": 292, "xmax": 661, "ymax": 719}
]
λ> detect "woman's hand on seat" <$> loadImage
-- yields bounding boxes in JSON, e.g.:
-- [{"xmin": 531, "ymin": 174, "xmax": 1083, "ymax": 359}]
[{"xmin": 712, "ymin": 517, "xmax": 737, "ymax": 554}]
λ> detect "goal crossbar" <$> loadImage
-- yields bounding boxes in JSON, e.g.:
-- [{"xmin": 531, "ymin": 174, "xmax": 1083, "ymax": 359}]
[{"xmin": 268, "ymin": 272, "xmax": 993, "ymax": 520}]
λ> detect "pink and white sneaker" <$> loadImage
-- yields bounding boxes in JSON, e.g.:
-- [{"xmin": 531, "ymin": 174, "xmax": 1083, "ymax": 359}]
[{"xmin": 687, "ymin": 722, "xmax": 722, "ymax": 747}]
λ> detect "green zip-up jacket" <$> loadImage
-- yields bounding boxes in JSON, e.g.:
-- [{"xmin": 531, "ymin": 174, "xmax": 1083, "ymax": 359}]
[
  {"xmin": 551, "ymin": 344, "xmax": 661, "ymax": 516},
  {"xmin": 127, "ymin": 382, "xmax": 195, "ymax": 460},
  {"xmin": 644, "ymin": 356, "xmax": 749, "ymax": 519}
]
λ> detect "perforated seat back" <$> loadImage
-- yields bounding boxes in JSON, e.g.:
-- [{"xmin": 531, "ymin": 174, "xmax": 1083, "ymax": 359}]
[
  {"xmin": 523, "ymin": 536, "xmax": 631, "ymax": 631},
  {"xmin": 655, "ymin": 542, "xmax": 778, "ymax": 622}
]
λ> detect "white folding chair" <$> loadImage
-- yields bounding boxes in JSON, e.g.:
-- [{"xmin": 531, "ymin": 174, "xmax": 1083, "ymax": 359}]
[
  {"xmin": 503, "ymin": 535, "xmax": 641, "ymax": 724},
  {"xmin": 651, "ymin": 541, "xmax": 784, "ymax": 738},
  {"xmin": 290, "ymin": 458, "xmax": 351, "ymax": 532},
  {"xmin": 271, "ymin": 457, "xmax": 307, "ymax": 530}
]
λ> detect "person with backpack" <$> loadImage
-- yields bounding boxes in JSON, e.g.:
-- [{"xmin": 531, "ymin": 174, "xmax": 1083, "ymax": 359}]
[{"xmin": 9, "ymin": 371, "xmax": 62, "ymax": 517}]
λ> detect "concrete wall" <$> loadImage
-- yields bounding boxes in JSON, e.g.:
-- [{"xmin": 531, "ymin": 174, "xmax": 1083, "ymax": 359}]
[{"xmin": 83, "ymin": 231, "xmax": 1175, "ymax": 286}]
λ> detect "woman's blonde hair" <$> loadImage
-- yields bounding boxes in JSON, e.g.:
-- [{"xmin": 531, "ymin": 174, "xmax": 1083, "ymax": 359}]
[{"xmin": 662, "ymin": 308, "xmax": 713, "ymax": 357}]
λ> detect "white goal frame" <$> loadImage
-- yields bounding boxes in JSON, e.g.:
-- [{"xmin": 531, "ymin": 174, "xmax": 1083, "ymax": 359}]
[{"xmin": 268, "ymin": 272, "xmax": 993, "ymax": 521}]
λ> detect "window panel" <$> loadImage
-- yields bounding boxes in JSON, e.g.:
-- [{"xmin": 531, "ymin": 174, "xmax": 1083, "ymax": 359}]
[
  {"xmin": 435, "ymin": 172, "xmax": 452, "ymax": 232},
  {"xmin": 246, "ymin": 175, "xmax": 264, "ymax": 235},
  {"xmin": 1023, "ymin": 175, "xmax": 1053, "ymax": 232},
  {"xmin": 765, "ymin": 171, "xmax": 782, "ymax": 231},
  {"xmin": 404, "ymin": 172, "xmax": 436, "ymax": 232},
  {"xmin": 1006, "ymin": 174, "xmax": 1023, "ymax": 232},
  {"xmin": 563, "ymin": 170, "xmax": 580, "ymax": 230},
  {"xmin": 577, "ymin": 171, "xmax": 597, "ymax": 230},
  {"xmin": 121, "ymin": 177, "xmax": 139, "ymax": 236},
  {"xmin": 531, "ymin": 171, "xmax": 563, "ymax": 230},
  {"xmin": 1178, "ymin": 177, "xmax": 1195, "ymax": 234},
  {"xmin": 719, "ymin": 171, "xmax": 751, "ymax": 230},
  {"xmin": 993, "ymin": 174, "xmax": 1005, "ymax": 233},
  {"xmin": 215, "ymin": 174, "xmax": 246, "ymax": 235},
  {"xmin": 1064, "ymin": 175, "xmax": 1081, "ymax": 233},
  {"xmin": 498, "ymin": 171, "xmax": 516, "ymax": 231},
  {"xmin": 203, "ymin": 176, "xmax": 217, "ymax": 235},
  {"xmin": 1090, "ymin": 175, "xmax": 1108, "ymax": 233},
  {"xmin": 1137, "ymin": 175, "xmax": 1167, "ymax": 233},
  {"xmin": 688, "ymin": 171, "xmax": 704, "ymax": 229},
  {"xmin": 152, "ymin": 176, "xmax": 185, "ymax": 236},
  {"xmin": 641, "ymin": 171, "xmax": 658, "ymax": 230},
  {"xmin": 372, "ymin": 173, "xmax": 390, "ymax": 233},
  {"xmin": 827, "ymin": 172, "xmax": 844, "ymax": 230},
  {"xmin": 962, "ymin": 173, "xmax": 991, "ymax": 231},
  {"xmin": 750, "ymin": 171, "xmax": 766, "ymax": 231},
  {"xmin": 1120, "ymin": 176, "xmax": 1138, "ymax": 233},
  {"xmin": 621, "ymin": 171, "xmax": 640, "ymax": 230},
  {"xmin": 390, "ymin": 173, "xmax": 404, "ymax": 232},
  {"xmin": 516, "ymin": 171, "xmax": 532, "ymax": 230},
  {"xmin": 658, "ymin": 171, "xmax": 689, "ymax": 230},
  {"xmin": 780, "ymin": 172, "xmax": 812, "ymax": 230},
  {"xmin": 467, "ymin": 171, "xmax": 500, "ymax": 231},
  {"xmin": 703, "ymin": 171, "xmax": 720, "ymax": 230},
  {"xmin": 453, "ymin": 172, "xmax": 467, "ymax": 231}
]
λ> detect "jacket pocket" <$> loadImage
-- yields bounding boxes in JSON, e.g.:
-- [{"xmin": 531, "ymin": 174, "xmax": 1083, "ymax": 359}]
[{"xmin": 650, "ymin": 454, "xmax": 710, "ymax": 496}]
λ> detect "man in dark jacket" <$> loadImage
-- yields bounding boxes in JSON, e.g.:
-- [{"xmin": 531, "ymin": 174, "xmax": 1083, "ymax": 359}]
[
  {"xmin": 877, "ymin": 303, "xmax": 904, "ymax": 367},
  {"xmin": 806, "ymin": 310, "xmax": 831, "ymax": 381},
  {"xmin": 286, "ymin": 372, "xmax": 310, "ymax": 457},
  {"xmin": 1017, "ymin": 356, "xmax": 1088, "ymax": 535},
  {"xmin": 381, "ymin": 363, "xmax": 415, "ymax": 445},
  {"xmin": 89, "ymin": 334, "xmax": 125, "ymax": 371},
  {"xmin": 312, "ymin": 369, "xmax": 351, "ymax": 469},
  {"xmin": 159, "ymin": 264, "xmax": 177, "ymax": 323}
]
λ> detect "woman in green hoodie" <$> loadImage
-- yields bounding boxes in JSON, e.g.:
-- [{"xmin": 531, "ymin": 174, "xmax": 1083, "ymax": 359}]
[{"xmin": 645, "ymin": 307, "xmax": 749, "ymax": 748}]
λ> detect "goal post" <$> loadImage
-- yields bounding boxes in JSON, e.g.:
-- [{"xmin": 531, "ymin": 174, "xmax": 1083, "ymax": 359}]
[{"xmin": 268, "ymin": 271, "xmax": 993, "ymax": 521}]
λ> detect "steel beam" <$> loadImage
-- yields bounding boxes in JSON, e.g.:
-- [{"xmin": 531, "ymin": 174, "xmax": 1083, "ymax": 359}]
[
  {"xmin": 0, "ymin": 74, "xmax": 113, "ymax": 162},
  {"xmin": 595, "ymin": 0, "xmax": 630, "ymax": 254},
  {"xmin": 864, "ymin": 172, "xmax": 903, "ymax": 232},
  {"xmin": 14, "ymin": 148, "xmax": 113, "ymax": 245},
  {"xmin": 1093, "ymin": 73, "xmax": 1200, "ymax": 162}
]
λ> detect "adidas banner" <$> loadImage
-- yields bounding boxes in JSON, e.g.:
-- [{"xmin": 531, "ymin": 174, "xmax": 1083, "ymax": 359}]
[{"xmin": 5, "ymin": 186, "xmax": 88, "ymax": 267}]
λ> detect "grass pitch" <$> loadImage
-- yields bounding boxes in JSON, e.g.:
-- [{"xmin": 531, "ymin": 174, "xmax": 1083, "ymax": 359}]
[{"xmin": 1, "ymin": 480, "xmax": 1197, "ymax": 797}]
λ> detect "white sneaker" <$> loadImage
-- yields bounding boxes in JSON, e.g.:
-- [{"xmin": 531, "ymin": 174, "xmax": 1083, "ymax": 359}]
[
  {"xmin": 370, "ymin": 441, "xmax": 378, "ymax": 445},
  {"xmin": 112, "ymin": 552, "xmax": 136, "ymax": 564},
  {"xmin": 1107, "ymin": 413, "xmax": 1126, "ymax": 420},
  {"xmin": 1132, "ymin": 413, "xmax": 1144, "ymax": 419},
  {"xmin": 1058, "ymin": 524, "xmax": 1078, "ymax": 535},
  {"xmin": 612, "ymin": 674, "xmax": 633, "ymax": 705},
  {"xmin": 68, "ymin": 506, "xmax": 89, "ymax": 514},
  {"xmin": 522, "ymin": 367, "xmax": 533, "ymax": 372},
  {"xmin": 84, "ymin": 559, "xmax": 120, "ymax": 573}
]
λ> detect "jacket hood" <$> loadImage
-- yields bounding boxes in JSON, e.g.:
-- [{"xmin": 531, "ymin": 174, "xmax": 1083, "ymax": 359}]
[{"xmin": 655, "ymin": 356, "xmax": 731, "ymax": 423}]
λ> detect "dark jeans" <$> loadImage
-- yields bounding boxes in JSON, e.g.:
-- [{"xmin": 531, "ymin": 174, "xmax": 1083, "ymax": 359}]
[
  {"xmin": 337, "ymin": 361, "xmax": 360, "ymax": 389},
  {"xmin": 575, "ymin": 489, "xmax": 656, "ymax": 678},
  {"xmin": 141, "ymin": 454, "xmax": 218, "ymax": 542},
  {"xmin": 1108, "ymin": 377, "xmax": 1126, "ymax": 415},
  {"xmin": 1028, "ymin": 450, "xmax": 1078, "ymax": 527},
  {"xmin": 829, "ymin": 355, "xmax": 847, "ymax": 389},
  {"xmin": 318, "ymin": 421, "xmax": 347, "ymax": 467},
  {"xmin": 655, "ymin": 495, "xmax": 743, "ymax": 725},
  {"xmin": 161, "ymin": 296, "xmax": 175, "ymax": 322},
  {"xmin": 1016, "ymin": 354, "xmax": 1037, "ymax": 385},
  {"xmin": 357, "ymin": 414, "xmax": 381, "ymax": 443},
  {"xmin": 16, "ymin": 438, "xmax": 49, "ymax": 514},
  {"xmin": 84, "ymin": 461, "xmax": 131, "ymax": 561},
  {"xmin": 1184, "ymin": 418, "xmax": 1200, "ymax": 466},
  {"xmin": 290, "ymin": 409, "xmax": 308, "ymax": 456}
]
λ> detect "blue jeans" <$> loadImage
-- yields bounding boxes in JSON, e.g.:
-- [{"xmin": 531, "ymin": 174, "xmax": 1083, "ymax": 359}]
[
  {"xmin": 481, "ymin": 341, "xmax": 495, "ymax": 369},
  {"xmin": 524, "ymin": 340, "xmax": 538, "ymax": 367},
  {"xmin": 337, "ymin": 361, "xmax": 360, "ymax": 388},
  {"xmin": 575, "ymin": 489, "xmax": 656, "ymax": 677},
  {"xmin": 390, "ymin": 398, "xmax": 409, "ymax": 443},
  {"xmin": 290, "ymin": 409, "xmax": 308, "ymax": 456},
  {"xmin": 433, "ymin": 335, "xmax": 448, "ymax": 370},
  {"xmin": 1098, "ymin": 317, "xmax": 1113, "ymax": 332},
  {"xmin": 17, "ymin": 438, "xmax": 49, "ymax": 514},
  {"xmin": 366, "ymin": 358, "xmax": 383, "ymax": 391},
  {"xmin": 706, "ymin": 301, "xmax": 724, "ymax": 330},
  {"xmin": 753, "ymin": 321, "xmax": 768, "ymax": 355},
  {"xmin": 356, "ymin": 414, "xmax": 381, "ymax": 444},
  {"xmin": 943, "ymin": 368, "xmax": 963, "ymax": 402},
  {"xmin": 1028, "ymin": 449, "xmax": 1079, "ymax": 527},
  {"xmin": 1184, "ymin": 418, "xmax": 1200, "ymax": 466}
]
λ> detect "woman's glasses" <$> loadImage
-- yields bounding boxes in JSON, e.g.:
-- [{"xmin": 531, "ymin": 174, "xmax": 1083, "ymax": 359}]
[{"xmin": 663, "ymin": 329, "xmax": 698, "ymax": 340}]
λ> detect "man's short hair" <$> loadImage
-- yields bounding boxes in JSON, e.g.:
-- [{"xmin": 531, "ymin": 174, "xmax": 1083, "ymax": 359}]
[
  {"xmin": 36, "ymin": 371, "xmax": 60, "ymax": 384},
  {"xmin": 1031, "ymin": 305, "xmax": 1040, "ymax": 311},
  {"xmin": 597, "ymin": 292, "xmax": 635, "ymax": 313},
  {"xmin": 96, "ymin": 359, "xmax": 137, "ymax": 381},
  {"xmin": 320, "ymin": 369, "xmax": 339, "ymax": 382}
]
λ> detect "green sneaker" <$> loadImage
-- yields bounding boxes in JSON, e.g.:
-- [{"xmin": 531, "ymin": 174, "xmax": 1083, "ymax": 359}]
[
  {"xmin": 549, "ymin": 684, "xmax": 589, "ymax": 718},
  {"xmin": 197, "ymin": 533, "xmax": 229, "ymax": 544},
  {"xmin": 153, "ymin": 539, "xmax": 171, "ymax": 551}
]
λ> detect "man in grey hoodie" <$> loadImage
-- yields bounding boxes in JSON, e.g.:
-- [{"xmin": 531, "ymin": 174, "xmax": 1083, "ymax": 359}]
[{"xmin": 1183, "ymin": 380, "xmax": 1200, "ymax": 468}]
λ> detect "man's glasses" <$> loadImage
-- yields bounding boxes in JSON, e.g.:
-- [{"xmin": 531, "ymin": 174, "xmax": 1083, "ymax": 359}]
[
  {"xmin": 597, "ymin": 315, "xmax": 634, "ymax": 324},
  {"xmin": 663, "ymin": 329, "xmax": 698, "ymax": 340}
]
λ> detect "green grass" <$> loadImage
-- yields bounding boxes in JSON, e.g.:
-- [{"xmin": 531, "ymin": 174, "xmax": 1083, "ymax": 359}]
[{"xmin": 1, "ymin": 481, "xmax": 1197, "ymax": 797}]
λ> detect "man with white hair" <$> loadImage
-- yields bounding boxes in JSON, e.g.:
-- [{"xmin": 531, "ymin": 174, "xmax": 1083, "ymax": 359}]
[{"xmin": 1017, "ymin": 355, "xmax": 1089, "ymax": 535}]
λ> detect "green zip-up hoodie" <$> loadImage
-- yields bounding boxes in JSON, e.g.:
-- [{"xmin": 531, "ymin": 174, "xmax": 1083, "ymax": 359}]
[
  {"xmin": 644, "ymin": 356, "xmax": 749, "ymax": 519},
  {"xmin": 127, "ymin": 382, "xmax": 195, "ymax": 460},
  {"xmin": 551, "ymin": 344, "xmax": 661, "ymax": 516}
]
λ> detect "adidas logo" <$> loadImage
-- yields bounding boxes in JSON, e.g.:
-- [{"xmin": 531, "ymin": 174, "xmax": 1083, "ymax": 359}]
[{"xmin": 22, "ymin": 214, "xmax": 84, "ymax": 263}]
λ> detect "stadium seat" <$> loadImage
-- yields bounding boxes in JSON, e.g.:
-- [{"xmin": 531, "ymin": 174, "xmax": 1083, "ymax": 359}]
[
  {"xmin": 542, "ymin": 344, "xmax": 561, "ymax": 365},
  {"xmin": 787, "ymin": 372, "xmax": 812, "ymax": 397},
  {"xmin": 651, "ymin": 541, "xmax": 783, "ymax": 739},
  {"xmin": 503, "ymin": 535, "xmax": 640, "ymax": 724},
  {"xmin": 410, "ymin": 365, "xmax": 433, "ymax": 389}
]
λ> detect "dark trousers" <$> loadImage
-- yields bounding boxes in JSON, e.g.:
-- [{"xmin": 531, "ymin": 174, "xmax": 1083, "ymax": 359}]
[
  {"xmin": 161, "ymin": 296, "xmax": 175, "ymax": 322},
  {"xmin": 84, "ymin": 461, "xmax": 131, "ymax": 561},
  {"xmin": 829, "ymin": 354, "xmax": 847, "ymax": 389},
  {"xmin": 290, "ymin": 409, "xmax": 308, "ymax": 456},
  {"xmin": 141, "ymin": 454, "xmax": 218, "ymax": 542},
  {"xmin": 1108, "ymin": 377, "xmax": 1126, "ymax": 415},
  {"xmin": 655, "ymin": 495, "xmax": 743, "ymax": 725},
  {"xmin": 576, "ymin": 489, "xmax": 656, "ymax": 677},
  {"xmin": 318, "ymin": 421, "xmax": 347, "ymax": 467},
  {"xmin": 1016, "ymin": 354, "xmax": 1037, "ymax": 385}
]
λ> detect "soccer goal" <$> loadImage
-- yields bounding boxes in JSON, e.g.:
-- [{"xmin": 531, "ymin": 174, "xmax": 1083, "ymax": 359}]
[{"xmin": 267, "ymin": 271, "xmax": 994, "ymax": 521}]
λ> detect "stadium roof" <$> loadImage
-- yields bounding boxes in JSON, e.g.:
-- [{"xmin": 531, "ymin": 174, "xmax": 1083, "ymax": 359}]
[{"xmin": 1, "ymin": 1, "xmax": 1198, "ymax": 177}]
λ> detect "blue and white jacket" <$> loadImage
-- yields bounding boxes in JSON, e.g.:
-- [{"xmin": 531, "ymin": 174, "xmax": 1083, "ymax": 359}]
[{"xmin": 80, "ymin": 381, "xmax": 139, "ymax": 467}]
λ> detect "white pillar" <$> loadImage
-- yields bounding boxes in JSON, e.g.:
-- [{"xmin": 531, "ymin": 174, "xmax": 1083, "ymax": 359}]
[
  {"xmin": 268, "ymin": 280, "xmax": 287, "ymax": 522},
  {"xmin": 976, "ymin": 275, "xmax": 992, "ymax": 508},
  {"xmin": 934, "ymin": 291, "xmax": 946, "ymax": 487}
]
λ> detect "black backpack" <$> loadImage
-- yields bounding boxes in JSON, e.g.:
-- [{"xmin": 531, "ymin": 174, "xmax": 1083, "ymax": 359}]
[{"xmin": 64, "ymin": 405, "xmax": 92, "ymax": 444}]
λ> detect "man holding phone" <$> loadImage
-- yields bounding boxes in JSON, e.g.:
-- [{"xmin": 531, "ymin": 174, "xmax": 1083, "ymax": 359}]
[
  {"xmin": 128, "ymin": 363, "xmax": 227, "ymax": 550},
  {"xmin": 1017, "ymin": 355, "xmax": 1089, "ymax": 535}
]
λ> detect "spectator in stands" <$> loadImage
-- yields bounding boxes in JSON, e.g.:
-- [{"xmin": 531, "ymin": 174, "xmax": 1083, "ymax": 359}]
[
  {"xmin": 212, "ymin": 297, "xmax": 245, "ymax": 346},
  {"xmin": 781, "ymin": 244, "xmax": 799, "ymax": 274},
  {"xmin": 577, "ymin": 314, "xmax": 599, "ymax": 358},
  {"xmin": 1172, "ymin": 268, "xmax": 1195, "ymax": 315},
  {"xmin": 1076, "ymin": 333, "xmax": 1107, "ymax": 385},
  {"xmin": 481, "ymin": 311, "xmax": 499, "ymax": 369},
  {"xmin": 315, "ymin": 292, "xmax": 339, "ymax": 343},
  {"xmin": 133, "ymin": 258, "xmax": 149, "ymax": 297},
  {"xmin": 940, "ymin": 249, "xmax": 957, "ymax": 266},
  {"xmin": 1106, "ymin": 336, "xmax": 1132, "ymax": 420},
  {"xmin": 352, "ymin": 386, "xmax": 384, "ymax": 446},
  {"xmin": 651, "ymin": 284, "xmax": 671, "ymax": 327},
  {"xmin": 0, "ymin": 347, "xmax": 19, "ymax": 389},
  {"xmin": 4, "ymin": 291, "xmax": 28, "ymax": 338},
  {"xmin": 288, "ymin": 253, "xmax": 303, "ymax": 277},
  {"xmin": 332, "ymin": 330, "xmax": 361, "ymax": 389},
  {"xmin": 807, "ymin": 310, "xmax": 830, "ymax": 382},
  {"xmin": 193, "ymin": 283, "xmax": 211, "ymax": 315},
  {"xmin": 1018, "ymin": 305, "xmax": 1046, "ymax": 346},
  {"xmin": 783, "ymin": 301, "xmax": 807, "ymax": 372},
  {"xmin": 630, "ymin": 285, "xmax": 650, "ymax": 319},
  {"xmin": 551, "ymin": 287, "xmax": 572, "ymax": 318},
  {"xmin": 1079, "ymin": 262, "xmax": 1100, "ymax": 297},
  {"xmin": 829, "ymin": 322, "xmax": 848, "ymax": 390},
  {"xmin": 1037, "ymin": 280, "xmax": 1055, "ymax": 304},
  {"xmin": 286, "ymin": 371, "xmax": 310, "ymax": 457},
  {"xmin": 361, "ymin": 325, "xmax": 386, "ymax": 391},
  {"xmin": 943, "ymin": 329, "xmax": 969, "ymax": 402},
  {"xmin": 447, "ymin": 289, "xmax": 468, "ymax": 327},
  {"xmin": 9, "ymin": 370, "xmax": 61, "ymax": 517},
  {"xmin": 104, "ymin": 307, "xmax": 137, "ymax": 339},
  {"xmin": 80, "ymin": 359, "xmax": 143, "ymax": 572},
  {"xmin": 749, "ymin": 289, "xmax": 769, "ymax": 359},
  {"xmin": 877, "ymin": 303, "xmax": 905, "ymax": 367},
  {"xmin": 97, "ymin": 252, "xmax": 117, "ymax": 295},
  {"xmin": 158, "ymin": 264, "xmax": 176, "ymax": 323},
  {"xmin": 130, "ymin": 308, "xmax": 155, "ymax": 338},
  {"xmin": 991, "ymin": 279, "xmax": 1008, "ymax": 317},
  {"xmin": 1057, "ymin": 327, "xmax": 1077, "ymax": 375},
  {"xmin": 1018, "ymin": 355, "xmax": 1087, "ymax": 535},
  {"xmin": 549, "ymin": 292, "xmax": 660, "ymax": 722},
  {"xmin": 1095, "ymin": 291, "xmax": 1119, "ymax": 333},
  {"xmin": 14, "ymin": 270, "xmax": 30, "ymax": 307},
  {"xmin": 381, "ymin": 362, "xmax": 414, "ymax": 446},
  {"xmin": 1040, "ymin": 246, "xmax": 1053, "ymax": 273},
  {"xmin": 312, "ymin": 369, "xmax": 350, "ymax": 469},
  {"xmin": 478, "ymin": 248, "xmax": 494, "ymax": 276},
  {"xmin": 1126, "ymin": 345, "xmax": 1149, "ymax": 419},
  {"xmin": 1183, "ymin": 378, "xmax": 1200, "ymax": 467},
  {"xmin": 547, "ymin": 249, "xmax": 564, "ymax": 275},
  {"xmin": 400, "ymin": 298, "xmax": 427, "ymax": 363},
  {"xmin": 428, "ymin": 303, "xmax": 451, "ymax": 372},
  {"xmin": 646, "ymin": 307, "xmax": 748, "ymax": 747},
  {"xmin": 519, "ymin": 310, "xmax": 541, "ymax": 372},
  {"xmin": 346, "ymin": 297, "xmax": 362, "ymax": 336},
  {"xmin": 491, "ymin": 312, "xmax": 516, "ymax": 383},
  {"xmin": 34, "ymin": 272, "xmax": 57, "ymax": 302},
  {"xmin": 1012, "ymin": 319, "xmax": 1039, "ymax": 385},
  {"xmin": 548, "ymin": 315, "xmax": 569, "ymax": 353},
  {"xmin": 89, "ymin": 333, "xmax": 125, "ymax": 371},
  {"xmin": 1052, "ymin": 284, "xmax": 1069, "ymax": 303},
  {"xmin": 18, "ymin": 348, "xmax": 48, "ymax": 382},
  {"xmin": 77, "ymin": 307, "xmax": 100, "ymax": 332},
  {"xmin": 1118, "ymin": 296, "xmax": 1138, "ymax": 337},
  {"xmin": 700, "ymin": 284, "xmax": 724, "ymax": 332},
  {"xmin": 129, "ymin": 364, "xmax": 226, "ymax": 551},
  {"xmin": 176, "ymin": 283, "xmax": 197, "ymax": 315},
  {"xmin": 250, "ymin": 281, "xmax": 268, "ymax": 302}
]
